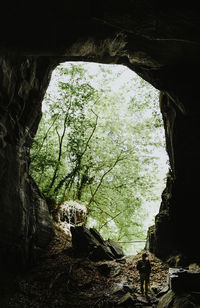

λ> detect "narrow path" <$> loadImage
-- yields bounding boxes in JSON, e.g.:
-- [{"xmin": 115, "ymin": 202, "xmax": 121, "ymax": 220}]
[{"xmin": 5, "ymin": 224, "xmax": 169, "ymax": 307}]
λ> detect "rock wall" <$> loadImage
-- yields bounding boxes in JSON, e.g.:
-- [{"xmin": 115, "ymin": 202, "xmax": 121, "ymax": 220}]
[
  {"xmin": 0, "ymin": 56, "xmax": 56, "ymax": 270},
  {"xmin": 149, "ymin": 77, "xmax": 200, "ymax": 262}
]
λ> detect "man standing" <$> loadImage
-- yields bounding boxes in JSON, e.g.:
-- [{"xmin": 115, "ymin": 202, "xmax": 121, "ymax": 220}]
[{"xmin": 136, "ymin": 252, "xmax": 151, "ymax": 296}]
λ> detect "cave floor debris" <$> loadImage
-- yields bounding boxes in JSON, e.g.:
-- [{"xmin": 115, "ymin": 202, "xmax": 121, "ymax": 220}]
[{"xmin": 3, "ymin": 223, "xmax": 169, "ymax": 307}]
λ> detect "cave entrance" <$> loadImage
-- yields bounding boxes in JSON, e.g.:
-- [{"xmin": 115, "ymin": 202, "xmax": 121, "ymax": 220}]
[{"xmin": 30, "ymin": 62, "xmax": 169, "ymax": 256}]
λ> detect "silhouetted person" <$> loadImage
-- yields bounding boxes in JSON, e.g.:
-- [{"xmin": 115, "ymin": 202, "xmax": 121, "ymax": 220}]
[{"xmin": 136, "ymin": 252, "xmax": 151, "ymax": 296}]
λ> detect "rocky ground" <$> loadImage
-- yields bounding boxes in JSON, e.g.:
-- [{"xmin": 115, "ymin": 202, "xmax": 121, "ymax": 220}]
[{"xmin": 1, "ymin": 223, "xmax": 169, "ymax": 308}]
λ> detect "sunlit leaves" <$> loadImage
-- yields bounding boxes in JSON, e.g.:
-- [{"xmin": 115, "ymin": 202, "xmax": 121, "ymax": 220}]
[{"xmin": 30, "ymin": 62, "xmax": 168, "ymax": 254}]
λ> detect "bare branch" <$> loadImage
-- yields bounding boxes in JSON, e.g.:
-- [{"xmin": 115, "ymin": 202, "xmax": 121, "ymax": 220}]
[
  {"xmin": 90, "ymin": 199, "xmax": 115, "ymax": 220},
  {"xmin": 88, "ymin": 151, "xmax": 124, "ymax": 207},
  {"xmin": 79, "ymin": 110, "xmax": 98, "ymax": 159},
  {"xmin": 99, "ymin": 211, "xmax": 122, "ymax": 230}
]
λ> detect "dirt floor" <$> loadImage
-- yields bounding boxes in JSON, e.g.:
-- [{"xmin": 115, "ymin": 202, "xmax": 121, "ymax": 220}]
[{"xmin": 1, "ymin": 223, "xmax": 169, "ymax": 307}]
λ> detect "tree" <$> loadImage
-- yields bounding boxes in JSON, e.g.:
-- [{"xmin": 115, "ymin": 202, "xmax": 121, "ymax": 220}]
[
  {"xmin": 31, "ymin": 64, "xmax": 99, "ymax": 201},
  {"xmin": 30, "ymin": 62, "xmax": 168, "ymax": 253}
]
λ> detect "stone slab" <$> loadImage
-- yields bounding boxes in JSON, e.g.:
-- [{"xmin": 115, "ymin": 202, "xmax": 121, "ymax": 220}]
[{"xmin": 168, "ymin": 267, "xmax": 200, "ymax": 292}]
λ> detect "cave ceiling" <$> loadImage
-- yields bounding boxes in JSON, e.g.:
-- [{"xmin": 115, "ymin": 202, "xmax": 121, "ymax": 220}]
[
  {"xmin": 1, "ymin": 2, "xmax": 200, "ymax": 103},
  {"xmin": 1, "ymin": 3, "xmax": 200, "ymax": 65}
]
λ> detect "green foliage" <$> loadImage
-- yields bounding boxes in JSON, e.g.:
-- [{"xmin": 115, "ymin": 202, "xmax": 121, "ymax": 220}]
[{"xmin": 30, "ymin": 62, "xmax": 168, "ymax": 253}]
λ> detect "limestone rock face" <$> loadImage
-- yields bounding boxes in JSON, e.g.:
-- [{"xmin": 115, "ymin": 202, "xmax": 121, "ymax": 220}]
[
  {"xmin": 149, "ymin": 90, "xmax": 200, "ymax": 261},
  {"xmin": 0, "ymin": 56, "xmax": 56, "ymax": 270}
]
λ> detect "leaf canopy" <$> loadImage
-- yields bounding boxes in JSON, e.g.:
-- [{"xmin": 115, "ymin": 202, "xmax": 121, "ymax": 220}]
[{"xmin": 30, "ymin": 62, "xmax": 169, "ymax": 255}]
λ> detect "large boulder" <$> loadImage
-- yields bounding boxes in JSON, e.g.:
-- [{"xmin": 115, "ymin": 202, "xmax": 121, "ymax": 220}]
[
  {"xmin": 158, "ymin": 290, "xmax": 199, "ymax": 308},
  {"xmin": 168, "ymin": 268, "xmax": 200, "ymax": 293},
  {"xmin": 158, "ymin": 268, "xmax": 200, "ymax": 308},
  {"xmin": 30, "ymin": 178, "xmax": 54, "ymax": 249},
  {"xmin": 71, "ymin": 226, "xmax": 124, "ymax": 261},
  {"xmin": 105, "ymin": 239, "xmax": 124, "ymax": 259}
]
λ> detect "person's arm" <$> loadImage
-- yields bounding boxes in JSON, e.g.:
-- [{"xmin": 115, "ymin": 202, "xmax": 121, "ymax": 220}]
[
  {"xmin": 136, "ymin": 261, "xmax": 141, "ymax": 271},
  {"xmin": 147, "ymin": 260, "xmax": 151, "ymax": 273}
]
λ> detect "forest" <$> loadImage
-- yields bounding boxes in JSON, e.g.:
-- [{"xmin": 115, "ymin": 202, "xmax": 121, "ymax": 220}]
[{"xmin": 30, "ymin": 62, "xmax": 169, "ymax": 255}]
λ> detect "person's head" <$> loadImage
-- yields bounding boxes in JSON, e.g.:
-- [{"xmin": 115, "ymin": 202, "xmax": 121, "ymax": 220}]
[{"xmin": 142, "ymin": 252, "xmax": 148, "ymax": 260}]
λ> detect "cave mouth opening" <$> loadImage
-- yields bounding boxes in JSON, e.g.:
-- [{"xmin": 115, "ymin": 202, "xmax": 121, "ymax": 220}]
[{"xmin": 30, "ymin": 61, "xmax": 169, "ymax": 256}]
